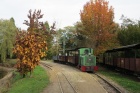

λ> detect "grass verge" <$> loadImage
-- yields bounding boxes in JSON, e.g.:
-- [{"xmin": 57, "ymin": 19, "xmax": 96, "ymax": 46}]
[
  {"xmin": 8, "ymin": 66, "xmax": 49, "ymax": 93},
  {"xmin": 98, "ymin": 67, "xmax": 140, "ymax": 93}
]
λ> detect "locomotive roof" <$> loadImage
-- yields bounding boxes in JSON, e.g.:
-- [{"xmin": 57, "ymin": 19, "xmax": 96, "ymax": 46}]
[
  {"xmin": 105, "ymin": 43, "xmax": 140, "ymax": 52},
  {"xmin": 66, "ymin": 47, "xmax": 90, "ymax": 51}
]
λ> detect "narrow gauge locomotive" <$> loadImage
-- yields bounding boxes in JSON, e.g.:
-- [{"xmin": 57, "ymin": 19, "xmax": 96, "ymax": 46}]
[{"xmin": 53, "ymin": 47, "xmax": 98, "ymax": 72}]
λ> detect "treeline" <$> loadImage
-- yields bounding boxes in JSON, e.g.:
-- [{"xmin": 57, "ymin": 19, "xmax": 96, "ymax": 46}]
[
  {"xmin": 0, "ymin": 13, "xmax": 55, "ymax": 63},
  {"xmin": 0, "ymin": 10, "xmax": 56, "ymax": 77},
  {"xmin": 0, "ymin": 18, "xmax": 17, "ymax": 62},
  {"xmin": 55, "ymin": 0, "xmax": 140, "ymax": 56},
  {"xmin": 56, "ymin": 17, "xmax": 140, "ymax": 56},
  {"xmin": 118, "ymin": 16, "xmax": 140, "ymax": 46},
  {"xmin": 0, "ymin": 0, "xmax": 140, "ymax": 62},
  {"xmin": 0, "ymin": 0, "xmax": 139, "ymax": 77}
]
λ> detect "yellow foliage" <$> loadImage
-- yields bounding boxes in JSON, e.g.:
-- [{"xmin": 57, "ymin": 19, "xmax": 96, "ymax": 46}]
[
  {"xmin": 80, "ymin": 0, "xmax": 118, "ymax": 55},
  {"xmin": 13, "ymin": 31, "xmax": 47, "ymax": 76}
]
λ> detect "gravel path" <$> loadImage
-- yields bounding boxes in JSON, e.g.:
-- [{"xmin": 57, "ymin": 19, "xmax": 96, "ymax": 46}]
[{"xmin": 40, "ymin": 60, "xmax": 107, "ymax": 93}]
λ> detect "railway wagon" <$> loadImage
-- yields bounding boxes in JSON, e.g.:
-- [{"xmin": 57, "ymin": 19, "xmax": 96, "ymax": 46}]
[
  {"xmin": 59, "ymin": 55, "xmax": 66, "ymax": 63},
  {"xmin": 67, "ymin": 48, "xmax": 79, "ymax": 66},
  {"xmin": 103, "ymin": 44, "xmax": 140, "ymax": 75},
  {"xmin": 53, "ymin": 47, "xmax": 98, "ymax": 72},
  {"xmin": 52, "ymin": 55, "xmax": 59, "ymax": 62}
]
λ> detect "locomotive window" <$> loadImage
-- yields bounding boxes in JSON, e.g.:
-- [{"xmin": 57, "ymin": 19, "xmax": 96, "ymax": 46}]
[
  {"xmin": 84, "ymin": 49, "xmax": 89, "ymax": 54},
  {"xmin": 69, "ymin": 52, "xmax": 72, "ymax": 56},
  {"xmin": 75, "ymin": 51, "xmax": 78, "ymax": 55}
]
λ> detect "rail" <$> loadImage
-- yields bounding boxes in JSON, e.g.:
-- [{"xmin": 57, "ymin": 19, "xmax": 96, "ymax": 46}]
[
  {"xmin": 57, "ymin": 72, "xmax": 78, "ymax": 93},
  {"xmin": 92, "ymin": 73, "xmax": 122, "ymax": 93},
  {"xmin": 40, "ymin": 62, "xmax": 52, "ymax": 70}
]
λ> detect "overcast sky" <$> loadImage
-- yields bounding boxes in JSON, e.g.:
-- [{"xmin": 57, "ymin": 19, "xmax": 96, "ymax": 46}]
[{"xmin": 0, "ymin": 0, "xmax": 140, "ymax": 30}]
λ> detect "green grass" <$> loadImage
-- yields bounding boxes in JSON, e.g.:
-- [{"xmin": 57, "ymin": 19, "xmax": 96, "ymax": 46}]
[
  {"xmin": 98, "ymin": 67, "xmax": 140, "ymax": 93},
  {"xmin": 8, "ymin": 66, "xmax": 49, "ymax": 93}
]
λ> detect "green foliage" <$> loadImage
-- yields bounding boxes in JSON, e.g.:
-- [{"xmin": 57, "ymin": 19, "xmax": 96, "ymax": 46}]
[
  {"xmin": 43, "ymin": 21, "xmax": 56, "ymax": 59},
  {"xmin": 8, "ymin": 66, "xmax": 49, "ymax": 93},
  {"xmin": 74, "ymin": 22, "xmax": 92, "ymax": 47},
  {"xmin": 45, "ymin": 50, "xmax": 53, "ymax": 59},
  {"xmin": 0, "ymin": 18, "xmax": 17, "ymax": 62},
  {"xmin": 58, "ymin": 26, "xmax": 79, "ymax": 50},
  {"xmin": 118, "ymin": 17, "xmax": 140, "ymax": 46}
]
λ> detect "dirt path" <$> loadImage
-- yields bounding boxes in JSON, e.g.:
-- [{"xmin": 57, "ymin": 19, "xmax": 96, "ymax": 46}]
[{"xmin": 40, "ymin": 60, "xmax": 107, "ymax": 93}]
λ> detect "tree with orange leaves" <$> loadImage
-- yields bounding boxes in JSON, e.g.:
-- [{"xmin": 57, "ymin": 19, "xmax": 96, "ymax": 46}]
[
  {"xmin": 13, "ymin": 10, "xmax": 50, "ymax": 78},
  {"xmin": 80, "ymin": 0, "xmax": 119, "ymax": 55}
]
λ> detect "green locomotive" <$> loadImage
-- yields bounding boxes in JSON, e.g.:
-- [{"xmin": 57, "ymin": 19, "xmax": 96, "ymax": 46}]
[
  {"xmin": 78, "ymin": 48, "xmax": 97, "ymax": 72},
  {"xmin": 53, "ymin": 47, "xmax": 98, "ymax": 72}
]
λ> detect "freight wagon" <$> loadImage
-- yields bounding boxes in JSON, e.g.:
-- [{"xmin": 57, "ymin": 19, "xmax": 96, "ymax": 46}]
[{"xmin": 103, "ymin": 43, "xmax": 140, "ymax": 75}]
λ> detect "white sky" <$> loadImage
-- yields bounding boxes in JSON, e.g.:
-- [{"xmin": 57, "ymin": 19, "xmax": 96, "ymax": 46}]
[{"xmin": 0, "ymin": 0, "xmax": 140, "ymax": 30}]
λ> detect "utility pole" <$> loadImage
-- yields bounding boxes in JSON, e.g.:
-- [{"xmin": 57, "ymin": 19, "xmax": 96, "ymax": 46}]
[{"xmin": 63, "ymin": 35, "xmax": 66, "ymax": 55}]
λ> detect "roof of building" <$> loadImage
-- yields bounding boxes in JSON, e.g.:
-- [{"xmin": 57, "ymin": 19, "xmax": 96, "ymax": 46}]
[{"xmin": 105, "ymin": 43, "xmax": 140, "ymax": 52}]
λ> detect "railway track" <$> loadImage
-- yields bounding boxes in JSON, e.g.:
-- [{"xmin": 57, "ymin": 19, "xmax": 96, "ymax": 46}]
[
  {"xmin": 40, "ymin": 62, "xmax": 53, "ymax": 70},
  {"xmin": 57, "ymin": 72, "xmax": 78, "ymax": 93},
  {"xmin": 92, "ymin": 73, "xmax": 122, "ymax": 93}
]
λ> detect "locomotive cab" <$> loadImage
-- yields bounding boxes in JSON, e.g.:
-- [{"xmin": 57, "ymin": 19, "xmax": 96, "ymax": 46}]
[{"xmin": 78, "ymin": 48, "xmax": 98, "ymax": 72}]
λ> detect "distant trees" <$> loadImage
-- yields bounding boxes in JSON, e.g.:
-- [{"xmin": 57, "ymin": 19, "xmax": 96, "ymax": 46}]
[
  {"xmin": 117, "ymin": 17, "xmax": 140, "ymax": 46},
  {"xmin": 56, "ymin": 26, "xmax": 78, "ymax": 55},
  {"xmin": 74, "ymin": 22, "xmax": 91, "ymax": 47},
  {"xmin": 0, "ymin": 18, "xmax": 17, "ymax": 62},
  {"xmin": 62, "ymin": 26, "xmax": 78, "ymax": 49},
  {"xmin": 80, "ymin": 0, "xmax": 119, "ymax": 55},
  {"xmin": 43, "ymin": 21, "xmax": 56, "ymax": 59}
]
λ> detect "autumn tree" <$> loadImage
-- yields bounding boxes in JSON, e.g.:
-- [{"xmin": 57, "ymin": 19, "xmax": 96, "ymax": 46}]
[
  {"xmin": 13, "ymin": 10, "xmax": 49, "ymax": 77},
  {"xmin": 80, "ymin": 0, "xmax": 119, "ymax": 55}
]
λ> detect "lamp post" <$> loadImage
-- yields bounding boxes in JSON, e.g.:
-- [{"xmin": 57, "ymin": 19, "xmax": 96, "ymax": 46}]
[{"xmin": 62, "ymin": 33, "xmax": 66, "ymax": 55}]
